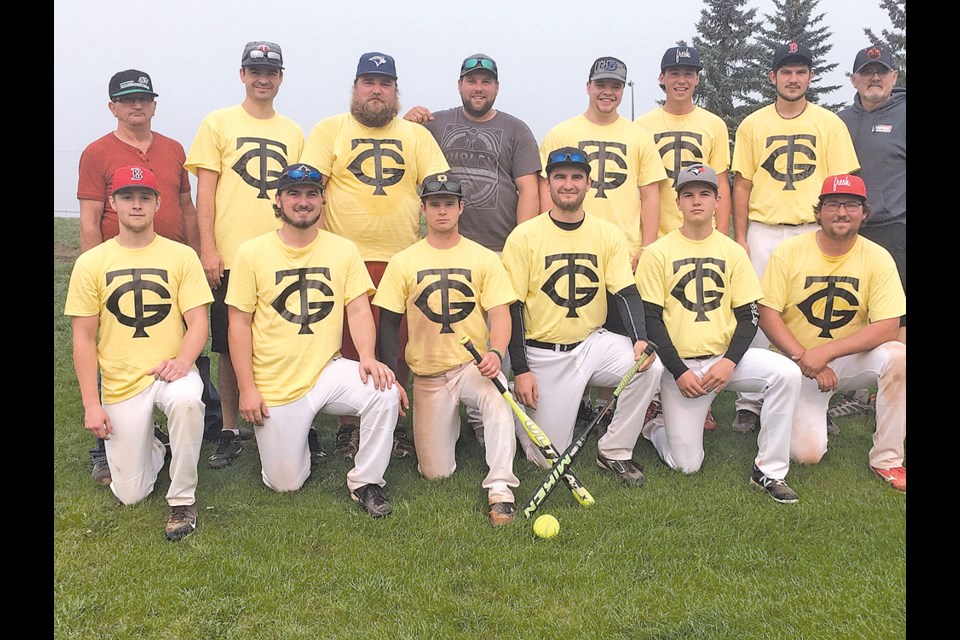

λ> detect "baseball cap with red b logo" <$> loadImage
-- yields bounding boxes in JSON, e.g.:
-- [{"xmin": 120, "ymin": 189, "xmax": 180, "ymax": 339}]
[
  {"xmin": 111, "ymin": 165, "xmax": 160, "ymax": 195},
  {"xmin": 819, "ymin": 174, "xmax": 867, "ymax": 200}
]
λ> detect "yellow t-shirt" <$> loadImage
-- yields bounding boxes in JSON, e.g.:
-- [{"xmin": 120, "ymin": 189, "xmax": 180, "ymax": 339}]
[
  {"xmin": 760, "ymin": 232, "xmax": 906, "ymax": 351},
  {"xmin": 373, "ymin": 237, "xmax": 516, "ymax": 376},
  {"xmin": 184, "ymin": 105, "xmax": 305, "ymax": 268},
  {"xmin": 635, "ymin": 107, "xmax": 731, "ymax": 237},
  {"xmin": 301, "ymin": 113, "xmax": 449, "ymax": 262},
  {"xmin": 539, "ymin": 114, "xmax": 668, "ymax": 256},
  {"xmin": 64, "ymin": 236, "xmax": 213, "ymax": 404},
  {"xmin": 637, "ymin": 229, "xmax": 761, "ymax": 358},
  {"xmin": 731, "ymin": 103, "xmax": 859, "ymax": 225},
  {"xmin": 501, "ymin": 214, "xmax": 635, "ymax": 344},
  {"xmin": 225, "ymin": 230, "xmax": 375, "ymax": 405}
]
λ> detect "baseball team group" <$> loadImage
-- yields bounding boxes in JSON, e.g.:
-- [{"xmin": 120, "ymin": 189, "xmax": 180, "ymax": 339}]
[{"xmin": 63, "ymin": 38, "xmax": 906, "ymax": 540}]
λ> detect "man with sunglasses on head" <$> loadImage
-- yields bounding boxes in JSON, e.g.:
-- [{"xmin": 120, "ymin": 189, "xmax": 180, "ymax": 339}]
[
  {"xmin": 77, "ymin": 70, "xmax": 222, "ymax": 486},
  {"xmin": 757, "ymin": 174, "xmax": 906, "ymax": 493},
  {"xmin": 501, "ymin": 148, "xmax": 663, "ymax": 485},
  {"xmin": 373, "ymin": 172, "xmax": 520, "ymax": 527},
  {"xmin": 403, "ymin": 53, "xmax": 542, "ymax": 445},
  {"xmin": 225, "ymin": 163, "xmax": 406, "ymax": 518},
  {"xmin": 729, "ymin": 42, "xmax": 859, "ymax": 436},
  {"xmin": 301, "ymin": 52, "xmax": 448, "ymax": 462},
  {"xmin": 185, "ymin": 41, "xmax": 307, "ymax": 470}
]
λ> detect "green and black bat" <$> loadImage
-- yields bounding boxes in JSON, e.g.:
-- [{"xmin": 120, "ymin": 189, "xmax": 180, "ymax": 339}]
[
  {"xmin": 461, "ymin": 336, "xmax": 594, "ymax": 507},
  {"xmin": 520, "ymin": 341, "xmax": 658, "ymax": 518}
]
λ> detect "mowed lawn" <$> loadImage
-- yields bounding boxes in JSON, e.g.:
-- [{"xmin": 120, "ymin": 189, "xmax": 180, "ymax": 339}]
[{"xmin": 53, "ymin": 218, "xmax": 906, "ymax": 640}]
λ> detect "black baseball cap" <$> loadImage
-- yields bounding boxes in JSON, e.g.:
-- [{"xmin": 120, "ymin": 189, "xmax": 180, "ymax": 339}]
[
  {"xmin": 276, "ymin": 164, "xmax": 324, "ymax": 193},
  {"xmin": 419, "ymin": 173, "xmax": 463, "ymax": 200},
  {"xmin": 109, "ymin": 69, "xmax": 158, "ymax": 99},
  {"xmin": 545, "ymin": 147, "xmax": 591, "ymax": 175},
  {"xmin": 772, "ymin": 42, "xmax": 813, "ymax": 71},
  {"xmin": 853, "ymin": 45, "xmax": 894, "ymax": 73},
  {"xmin": 661, "ymin": 46, "xmax": 703, "ymax": 72}
]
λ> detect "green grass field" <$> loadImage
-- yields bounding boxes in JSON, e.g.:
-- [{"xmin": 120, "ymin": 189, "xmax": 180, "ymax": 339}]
[{"xmin": 53, "ymin": 218, "xmax": 906, "ymax": 640}]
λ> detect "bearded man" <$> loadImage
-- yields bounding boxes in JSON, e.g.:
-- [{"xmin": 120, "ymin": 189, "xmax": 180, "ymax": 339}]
[{"xmin": 301, "ymin": 52, "xmax": 449, "ymax": 460}]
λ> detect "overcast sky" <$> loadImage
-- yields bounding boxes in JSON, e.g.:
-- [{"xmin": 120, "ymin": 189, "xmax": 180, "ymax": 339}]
[{"xmin": 53, "ymin": 0, "xmax": 894, "ymax": 213}]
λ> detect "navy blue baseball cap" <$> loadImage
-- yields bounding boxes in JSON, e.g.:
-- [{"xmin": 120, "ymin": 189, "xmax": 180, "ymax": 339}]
[
  {"xmin": 661, "ymin": 46, "xmax": 703, "ymax": 72},
  {"xmin": 773, "ymin": 41, "xmax": 813, "ymax": 70},
  {"xmin": 356, "ymin": 52, "xmax": 397, "ymax": 80},
  {"xmin": 419, "ymin": 173, "xmax": 464, "ymax": 200}
]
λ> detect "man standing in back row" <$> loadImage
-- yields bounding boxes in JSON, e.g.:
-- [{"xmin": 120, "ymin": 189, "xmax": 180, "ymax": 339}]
[
  {"xmin": 78, "ymin": 69, "xmax": 221, "ymax": 485},
  {"xmin": 730, "ymin": 42, "xmax": 859, "ymax": 435},
  {"xmin": 403, "ymin": 52, "xmax": 542, "ymax": 444},
  {"xmin": 301, "ymin": 51, "xmax": 449, "ymax": 460},
  {"xmin": 185, "ymin": 41, "xmax": 306, "ymax": 468}
]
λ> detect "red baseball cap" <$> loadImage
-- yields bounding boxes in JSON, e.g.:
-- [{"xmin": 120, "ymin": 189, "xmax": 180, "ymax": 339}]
[
  {"xmin": 111, "ymin": 165, "xmax": 160, "ymax": 195},
  {"xmin": 819, "ymin": 174, "xmax": 866, "ymax": 200}
]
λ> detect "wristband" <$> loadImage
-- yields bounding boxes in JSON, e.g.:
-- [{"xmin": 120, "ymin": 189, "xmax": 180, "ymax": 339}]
[{"xmin": 490, "ymin": 348, "xmax": 504, "ymax": 362}]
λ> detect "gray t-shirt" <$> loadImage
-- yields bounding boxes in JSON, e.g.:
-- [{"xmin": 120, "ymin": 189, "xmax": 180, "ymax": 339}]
[{"xmin": 425, "ymin": 108, "xmax": 541, "ymax": 251}]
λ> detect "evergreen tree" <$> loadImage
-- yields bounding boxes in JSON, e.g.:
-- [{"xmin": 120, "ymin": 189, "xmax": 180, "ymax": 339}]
[
  {"xmin": 863, "ymin": 0, "xmax": 906, "ymax": 87},
  {"xmin": 754, "ymin": 0, "xmax": 844, "ymax": 111},
  {"xmin": 691, "ymin": 0, "xmax": 765, "ymax": 139}
]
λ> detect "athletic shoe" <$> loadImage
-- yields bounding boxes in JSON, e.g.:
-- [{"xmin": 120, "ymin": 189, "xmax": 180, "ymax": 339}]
[
  {"xmin": 207, "ymin": 430, "xmax": 242, "ymax": 469},
  {"xmin": 643, "ymin": 400, "xmax": 662, "ymax": 425},
  {"xmin": 732, "ymin": 409, "xmax": 760, "ymax": 434},
  {"xmin": 91, "ymin": 459, "xmax": 112, "ymax": 485},
  {"xmin": 596, "ymin": 407, "xmax": 613, "ymax": 436},
  {"xmin": 827, "ymin": 394, "xmax": 874, "ymax": 419},
  {"xmin": 334, "ymin": 423, "xmax": 360, "ymax": 459},
  {"xmin": 351, "ymin": 483, "xmax": 392, "ymax": 518},
  {"xmin": 703, "ymin": 408, "xmax": 717, "ymax": 431},
  {"xmin": 488, "ymin": 501, "xmax": 516, "ymax": 527},
  {"xmin": 238, "ymin": 427, "xmax": 256, "ymax": 441},
  {"xmin": 826, "ymin": 416, "xmax": 840, "ymax": 436},
  {"xmin": 392, "ymin": 426, "xmax": 416, "ymax": 459},
  {"xmin": 871, "ymin": 465, "xmax": 906, "ymax": 492},
  {"xmin": 307, "ymin": 427, "xmax": 327, "ymax": 466},
  {"xmin": 154, "ymin": 423, "xmax": 171, "ymax": 459},
  {"xmin": 575, "ymin": 398, "xmax": 596, "ymax": 430},
  {"xmin": 165, "ymin": 504, "xmax": 197, "ymax": 541},
  {"xmin": 596, "ymin": 454, "xmax": 646, "ymax": 487},
  {"xmin": 750, "ymin": 465, "xmax": 799, "ymax": 504}
]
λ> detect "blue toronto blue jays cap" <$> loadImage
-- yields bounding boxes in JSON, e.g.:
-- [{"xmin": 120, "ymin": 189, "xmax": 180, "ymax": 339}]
[
  {"xmin": 356, "ymin": 52, "xmax": 397, "ymax": 80},
  {"xmin": 674, "ymin": 164, "xmax": 719, "ymax": 192}
]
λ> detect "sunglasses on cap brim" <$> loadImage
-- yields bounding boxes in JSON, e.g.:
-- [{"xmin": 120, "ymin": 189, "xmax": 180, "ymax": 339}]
[
  {"xmin": 462, "ymin": 57, "xmax": 497, "ymax": 73},
  {"xmin": 547, "ymin": 151, "xmax": 588, "ymax": 165}
]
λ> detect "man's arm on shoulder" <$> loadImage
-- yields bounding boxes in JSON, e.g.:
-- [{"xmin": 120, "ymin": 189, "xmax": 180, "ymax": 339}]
[
  {"xmin": 78, "ymin": 200, "xmax": 104, "ymax": 253},
  {"xmin": 515, "ymin": 173, "xmax": 540, "ymax": 224},
  {"xmin": 402, "ymin": 106, "xmax": 434, "ymax": 124},
  {"xmin": 537, "ymin": 175, "xmax": 550, "ymax": 214}
]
